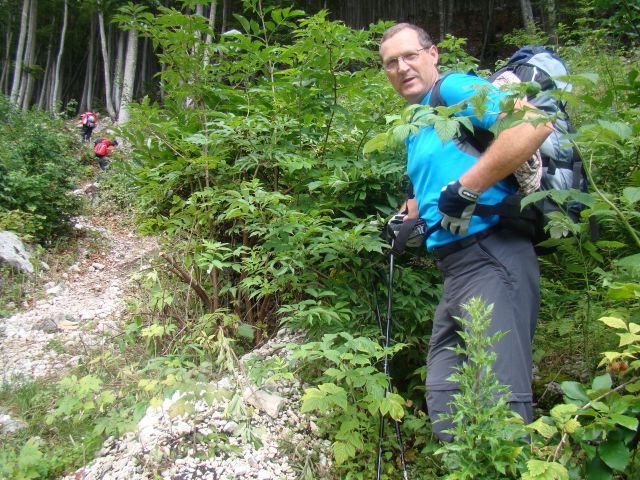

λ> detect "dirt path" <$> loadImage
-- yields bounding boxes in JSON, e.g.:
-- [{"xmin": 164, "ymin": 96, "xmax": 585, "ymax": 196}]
[{"xmin": 0, "ymin": 213, "xmax": 158, "ymax": 383}]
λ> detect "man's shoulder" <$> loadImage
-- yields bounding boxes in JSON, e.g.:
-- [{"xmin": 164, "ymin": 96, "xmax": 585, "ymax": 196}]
[
  {"xmin": 440, "ymin": 71, "xmax": 490, "ymax": 89},
  {"xmin": 437, "ymin": 71, "xmax": 497, "ymax": 105}
]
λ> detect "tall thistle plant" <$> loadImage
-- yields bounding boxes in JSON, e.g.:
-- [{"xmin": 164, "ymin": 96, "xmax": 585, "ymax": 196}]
[{"xmin": 434, "ymin": 298, "xmax": 530, "ymax": 479}]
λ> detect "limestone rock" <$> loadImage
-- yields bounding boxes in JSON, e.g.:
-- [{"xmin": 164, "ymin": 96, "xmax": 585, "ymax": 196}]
[
  {"xmin": 0, "ymin": 231, "xmax": 33, "ymax": 274},
  {"xmin": 243, "ymin": 387, "xmax": 286, "ymax": 418}
]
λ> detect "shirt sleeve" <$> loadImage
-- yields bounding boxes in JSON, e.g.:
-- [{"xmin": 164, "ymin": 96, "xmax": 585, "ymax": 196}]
[{"xmin": 438, "ymin": 73, "xmax": 507, "ymax": 130}]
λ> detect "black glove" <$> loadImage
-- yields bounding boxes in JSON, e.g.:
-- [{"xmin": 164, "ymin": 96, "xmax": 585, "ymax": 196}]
[{"xmin": 438, "ymin": 181, "xmax": 481, "ymax": 235}]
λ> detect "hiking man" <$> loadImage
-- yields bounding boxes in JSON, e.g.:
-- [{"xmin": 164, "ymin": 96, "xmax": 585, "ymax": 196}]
[
  {"xmin": 94, "ymin": 137, "xmax": 118, "ymax": 173},
  {"xmin": 79, "ymin": 111, "xmax": 98, "ymax": 142},
  {"xmin": 379, "ymin": 23, "xmax": 552, "ymax": 442}
]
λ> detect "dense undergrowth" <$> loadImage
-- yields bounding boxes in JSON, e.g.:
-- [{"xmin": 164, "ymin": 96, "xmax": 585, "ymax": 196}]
[{"xmin": 1, "ymin": 0, "xmax": 639, "ymax": 478}]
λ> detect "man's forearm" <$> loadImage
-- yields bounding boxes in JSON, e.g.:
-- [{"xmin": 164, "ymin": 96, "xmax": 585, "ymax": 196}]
[{"xmin": 460, "ymin": 102, "xmax": 552, "ymax": 193}]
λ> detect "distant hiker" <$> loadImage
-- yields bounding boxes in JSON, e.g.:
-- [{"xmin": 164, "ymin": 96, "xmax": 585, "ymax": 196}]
[
  {"xmin": 94, "ymin": 138, "xmax": 118, "ymax": 174},
  {"xmin": 380, "ymin": 23, "xmax": 552, "ymax": 442},
  {"xmin": 79, "ymin": 111, "xmax": 98, "ymax": 142}
]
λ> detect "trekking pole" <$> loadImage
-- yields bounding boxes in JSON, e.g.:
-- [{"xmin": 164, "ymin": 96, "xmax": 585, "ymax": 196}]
[{"xmin": 374, "ymin": 243, "xmax": 409, "ymax": 480}]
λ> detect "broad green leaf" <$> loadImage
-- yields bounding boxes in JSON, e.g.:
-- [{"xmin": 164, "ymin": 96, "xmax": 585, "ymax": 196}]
[
  {"xmin": 596, "ymin": 120, "xmax": 632, "ymax": 140},
  {"xmin": 592, "ymin": 373, "xmax": 612, "ymax": 391},
  {"xmin": 551, "ymin": 403, "xmax": 579, "ymax": 421},
  {"xmin": 391, "ymin": 124, "xmax": 415, "ymax": 144},
  {"xmin": 300, "ymin": 388, "xmax": 327, "ymax": 412},
  {"xmin": 599, "ymin": 317, "xmax": 628, "ymax": 331},
  {"xmin": 363, "ymin": 132, "xmax": 389, "ymax": 154},
  {"xmin": 586, "ymin": 456, "xmax": 613, "ymax": 480},
  {"xmin": 386, "ymin": 393, "xmax": 405, "ymax": 420},
  {"xmin": 618, "ymin": 332, "xmax": 640, "ymax": 346},
  {"xmin": 185, "ymin": 133, "xmax": 209, "ymax": 145},
  {"xmin": 562, "ymin": 418, "xmax": 581, "ymax": 434},
  {"xmin": 609, "ymin": 413, "xmax": 639, "ymax": 431},
  {"xmin": 433, "ymin": 118, "xmax": 460, "ymax": 144},
  {"xmin": 599, "ymin": 439, "xmax": 630, "ymax": 471},
  {"xmin": 333, "ymin": 440, "xmax": 356, "ymax": 464},
  {"xmin": 626, "ymin": 381, "xmax": 640, "ymax": 393},
  {"xmin": 529, "ymin": 417, "xmax": 557, "ymax": 439},
  {"xmin": 623, "ymin": 187, "xmax": 640, "ymax": 205},
  {"xmin": 236, "ymin": 323, "xmax": 254, "ymax": 341},
  {"xmin": 606, "ymin": 282, "xmax": 640, "ymax": 300},
  {"xmin": 615, "ymin": 253, "xmax": 640, "ymax": 269},
  {"xmin": 629, "ymin": 323, "xmax": 640, "ymax": 334},
  {"xmin": 523, "ymin": 460, "xmax": 569, "ymax": 480},
  {"xmin": 560, "ymin": 381, "xmax": 590, "ymax": 403}
]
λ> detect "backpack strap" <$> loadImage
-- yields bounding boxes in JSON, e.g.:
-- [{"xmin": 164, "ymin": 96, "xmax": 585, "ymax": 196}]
[
  {"xmin": 428, "ymin": 72, "xmax": 494, "ymax": 154},
  {"xmin": 390, "ymin": 217, "xmax": 421, "ymax": 256}
]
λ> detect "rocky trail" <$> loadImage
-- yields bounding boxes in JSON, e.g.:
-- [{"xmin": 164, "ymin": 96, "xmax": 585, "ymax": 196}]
[
  {"xmin": 0, "ymin": 210, "xmax": 328, "ymax": 479},
  {"xmin": 0, "ymin": 214, "xmax": 157, "ymax": 382}
]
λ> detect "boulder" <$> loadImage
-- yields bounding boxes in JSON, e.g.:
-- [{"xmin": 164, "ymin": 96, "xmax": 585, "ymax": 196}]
[
  {"xmin": 243, "ymin": 387, "xmax": 286, "ymax": 418},
  {"xmin": 0, "ymin": 231, "xmax": 33, "ymax": 274}
]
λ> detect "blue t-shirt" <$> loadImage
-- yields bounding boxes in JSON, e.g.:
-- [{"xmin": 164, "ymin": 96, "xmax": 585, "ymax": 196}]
[{"xmin": 406, "ymin": 72, "xmax": 516, "ymax": 250}]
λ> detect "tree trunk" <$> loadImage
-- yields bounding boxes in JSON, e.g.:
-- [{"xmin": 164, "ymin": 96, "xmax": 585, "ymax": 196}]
[
  {"xmin": 113, "ymin": 30, "xmax": 125, "ymax": 112},
  {"xmin": 195, "ymin": 3, "xmax": 204, "ymax": 41},
  {"xmin": 0, "ymin": 16, "xmax": 13, "ymax": 95},
  {"xmin": 136, "ymin": 36, "xmax": 148, "ymax": 98},
  {"xmin": 520, "ymin": 0, "xmax": 535, "ymax": 34},
  {"xmin": 80, "ymin": 16, "xmax": 96, "ymax": 112},
  {"xmin": 438, "ymin": 0, "xmax": 453, "ymax": 41},
  {"xmin": 546, "ymin": 0, "xmax": 557, "ymax": 44},
  {"xmin": 480, "ymin": 0, "xmax": 495, "ymax": 62},
  {"xmin": 221, "ymin": 0, "xmax": 228, "ymax": 34},
  {"xmin": 37, "ymin": 33, "xmax": 52, "ymax": 110},
  {"xmin": 51, "ymin": 0, "xmax": 68, "ymax": 111},
  {"xmin": 204, "ymin": 0, "xmax": 217, "ymax": 66},
  {"xmin": 117, "ymin": 29, "xmax": 138, "ymax": 124},
  {"xmin": 98, "ymin": 11, "xmax": 116, "ymax": 118},
  {"xmin": 21, "ymin": 0, "xmax": 38, "ymax": 111},
  {"xmin": 10, "ymin": 0, "xmax": 30, "ymax": 105}
]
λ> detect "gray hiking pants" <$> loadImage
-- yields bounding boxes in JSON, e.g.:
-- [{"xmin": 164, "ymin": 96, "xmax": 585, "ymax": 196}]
[{"xmin": 426, "ymin": 228, "xmax": 540, "ymax": 442}]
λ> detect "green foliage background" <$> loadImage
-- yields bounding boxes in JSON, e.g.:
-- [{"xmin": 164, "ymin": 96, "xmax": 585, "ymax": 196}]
[{"xmin": 0, "ymin": 96, "xmax": 84, "ymax": 243}]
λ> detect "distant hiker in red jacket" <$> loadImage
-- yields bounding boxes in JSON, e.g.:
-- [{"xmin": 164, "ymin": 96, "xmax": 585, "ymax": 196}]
[
  {"xmin": 94, "ymin": 138, "xmax": 118, "ymax": 172},
  {"xmin": 78, "ymin": 111, "xmax": 98, "ymax": 142}
]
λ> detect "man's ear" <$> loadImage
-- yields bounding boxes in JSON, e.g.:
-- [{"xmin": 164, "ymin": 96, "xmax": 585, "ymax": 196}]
[{"xmin": 429, "ymin": 45, "xmax": 439, "ymax": 65}]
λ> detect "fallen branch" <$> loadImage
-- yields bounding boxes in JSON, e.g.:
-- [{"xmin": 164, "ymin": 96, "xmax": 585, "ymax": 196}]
[{"xmin": 160, "ymin": 252, "xmax": 213, "ymax": 311}]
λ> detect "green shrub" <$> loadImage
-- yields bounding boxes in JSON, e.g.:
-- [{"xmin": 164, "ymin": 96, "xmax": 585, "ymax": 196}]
[{"xmin": 0, "ymin": 95, "xmax": 85, "ymax": 245}]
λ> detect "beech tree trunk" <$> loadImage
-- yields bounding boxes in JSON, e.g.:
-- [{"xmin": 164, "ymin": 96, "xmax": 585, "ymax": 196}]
[
  {"xmin": 221, "ymin": 0, "xmax": 228, "ymax": 33},
  {"xmin": 37, "ymin": 40, "xmax": 52, "ymax": 109},
  {"xmin": 113, "ymin": 31, "xmax": 125, "ymax": 112},
  {"xmin": 51, "ymin": 0, "xmax": 68, "ymax": 111},
  {"xmin": 98, "ymin": 11, "xmax": 116, "ymax": 119},
  {"xmin": 117, "ymin": 29, "xmax": 138, "ymax": 124},
  {"xmin": 0, "ymin": 17, "xmax": 13, "ymax": 95},
  {"xmin": 10, "ymin": 0, "xmax": 29, "ymax": 105},
  {"xmin": 21, "ymin": 0, "xmax": 38, "ymax": 111},
  {"xmin": 195, "ymin": 3, "xmax": 204, "ymax": 42},
  {"xmin": 204, "ymin": 1, "xmax": 217, "ymax": 66},
  {"xmin": 80, "ymin": 16, "xmax": 96, "ymax": 112},
  {"xmin": 136, "ymin": 36, "xmax": 148, "ymax": 98},
  {"xmin": 480, "ymin": 0, "xmax": 495, "ymax": 62},
  {"xmin": 520, "ymin": 0, "xmax": 535, "ymax": 34},
  {"xmin": 546, "ymin": 0, "xmax": 557, "ymax": 44}
]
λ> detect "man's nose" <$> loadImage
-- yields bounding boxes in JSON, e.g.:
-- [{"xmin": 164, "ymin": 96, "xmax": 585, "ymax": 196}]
[{"xmin": 397, "ymin": 57, "xmax": 411, "ymax": 72}]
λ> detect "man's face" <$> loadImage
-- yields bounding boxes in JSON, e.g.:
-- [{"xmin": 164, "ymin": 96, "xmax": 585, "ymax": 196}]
[{"xmin": 380, "ymin": 29, "xmax": 439, "ymax": 104}]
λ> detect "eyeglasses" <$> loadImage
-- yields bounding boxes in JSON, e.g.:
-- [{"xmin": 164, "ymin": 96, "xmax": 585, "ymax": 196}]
[{"xmin": 382, "ymin": 47, "xmax": 428, "ymax": 72}]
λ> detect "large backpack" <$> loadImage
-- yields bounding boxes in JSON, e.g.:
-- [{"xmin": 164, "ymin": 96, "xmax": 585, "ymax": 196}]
[
  {"xmin": 82, "ymin": 112, "xmax": 97, "ymax": 128},
  {"xmin": 426, "ymin": 46, "xmax": 594, "ymax": 252},
  {"xmin": 94, "ymin": 140, "xmax": 108, "ymax": 156}
]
